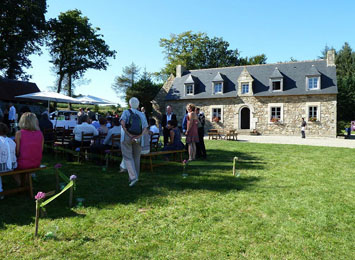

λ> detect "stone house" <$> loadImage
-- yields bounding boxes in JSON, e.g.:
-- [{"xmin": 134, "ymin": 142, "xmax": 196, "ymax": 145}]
[{"xmin": 152, "ymin": 50, "xmax": 337, "ymax": 137}]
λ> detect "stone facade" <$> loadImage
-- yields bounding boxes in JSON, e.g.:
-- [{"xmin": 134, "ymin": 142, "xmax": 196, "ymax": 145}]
[{"xmin": 154, "ymin": 93, "xmax": 337, "ymax": 137}]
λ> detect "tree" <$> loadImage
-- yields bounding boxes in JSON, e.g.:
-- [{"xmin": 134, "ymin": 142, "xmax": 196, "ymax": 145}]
[
  {"xmin": 112, "ymin": 62, "xmax": 140, "ymax": 99},
  {"xmin": 112, "ymin": 65, "xmax": 161, "ymax": 112},
  {"xmin": 47, "ymin": 9, "xmax": 116, "ymax": 96},
  {"xmin": 126, "ymin": 71, "xmax": 161, "ymax": 114},
  {"xmin": 0, "ymin": 0, "xmax": 47, "ymax": 80},
  {"xmin": 239, "ymin": 54, "xmax": 267, "ymax": 65},
  {"xmin": 334, "ymin": 42, "xmax": 355, "ymax": 121},
  {"xmin": 159, "ymin": 31, "xmax": 267, "ymax": 78}
]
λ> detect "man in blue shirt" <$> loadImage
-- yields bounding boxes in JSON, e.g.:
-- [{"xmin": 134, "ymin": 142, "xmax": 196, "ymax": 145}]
[{"xmin": 120, "ymin": 97, "xmax": 148, "ymax": 187}]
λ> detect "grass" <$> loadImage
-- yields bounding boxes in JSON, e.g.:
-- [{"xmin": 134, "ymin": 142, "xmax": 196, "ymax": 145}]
[{"xmin": 0, "ymin": 141, "xmax": 354, "ymax": 259}]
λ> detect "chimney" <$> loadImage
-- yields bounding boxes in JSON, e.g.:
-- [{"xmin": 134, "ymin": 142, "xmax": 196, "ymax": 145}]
[
  {"xmin": 326, "ymin": 50, "xmax": 335, "ymax": 67},
  {"xmin": 176, "ymin": 65, "xmax": 186, "ymax": 78}
]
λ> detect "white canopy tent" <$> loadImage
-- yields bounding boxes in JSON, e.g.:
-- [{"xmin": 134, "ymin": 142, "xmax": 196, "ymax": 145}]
[
  {"xmin": 15, "ymin": 91, "xmax": 82, "ymax": 110},
  {"xmin": 74, "ymin": 95, "xmax": 116, "ymax": 105}
]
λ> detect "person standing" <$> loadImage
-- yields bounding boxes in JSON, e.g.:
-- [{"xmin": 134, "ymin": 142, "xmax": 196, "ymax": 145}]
[
  {"xmin": 120, "ymin": 97, "xmax": 148, "ymax": 187},
  {"xmin": 8, "ymin": 103, "xmax": 16, "ymax": 133},
  {"xmin": 196, "ymin": 107, "xmax": 207, "ymax": 159},
  {"xmin": 185, "ymin": 104, "xmax": 199, "ymax": 161},
  {"xmin": 161, "ymin": 105, "xmax": 177, "ymax": 146},
  {"xmin": 301, "ymin": 118, "xmax": 307, "ymax": 138}
]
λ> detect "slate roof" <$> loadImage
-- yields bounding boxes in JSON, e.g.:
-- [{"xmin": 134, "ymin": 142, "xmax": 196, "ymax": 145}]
[
  {"xmin": 0, "ymin": 78, "xmax": 40, "ymax": 101},
  {"xmin": 165, "ymin": 59, "xmax": 337, "ymax": 100},
  {"xmin": 270, "ymin": 67, "xmax": 283, "ymax": 78}
]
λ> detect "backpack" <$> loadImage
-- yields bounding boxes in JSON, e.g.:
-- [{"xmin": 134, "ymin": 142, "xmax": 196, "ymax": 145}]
[{"xmin": 126, "ymin": 109, "xmax": 142, "ymax": 135}]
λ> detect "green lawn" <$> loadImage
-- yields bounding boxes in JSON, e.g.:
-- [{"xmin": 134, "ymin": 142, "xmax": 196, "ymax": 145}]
[{"xmin": 1, "ymin": 141, "xmax": 354, "ymax": 259}]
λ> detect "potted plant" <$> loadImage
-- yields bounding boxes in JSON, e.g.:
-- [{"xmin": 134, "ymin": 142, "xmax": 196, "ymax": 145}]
[
  {"xmin": 270, "ymin": 117, "xmax": 280, "ymax": 123},
  {"xmin": 309, "ymin": 117, "xmax": 317, "ymax": 122}
]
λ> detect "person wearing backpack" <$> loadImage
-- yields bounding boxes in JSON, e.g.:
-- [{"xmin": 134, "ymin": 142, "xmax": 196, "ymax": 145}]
[{"xmin": 120, "ymin": 97, "xmax": 148, "ymax": 187}]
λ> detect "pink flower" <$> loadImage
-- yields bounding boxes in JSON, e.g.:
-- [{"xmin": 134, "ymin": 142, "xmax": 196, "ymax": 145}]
[
  {"xmin": 70, "ymin": 175, "xmax": 77, "ymax": 181},
  {"xmin": 183, "ymin": 160, "xmax": 187, "ymax": 164},
  {"xmin": 54, "ymin": 163, "xmax": 62, "ymax": 169},
  {"xmin": 35, "ymin": 192, "xmax": 46, "ymax": 200}
]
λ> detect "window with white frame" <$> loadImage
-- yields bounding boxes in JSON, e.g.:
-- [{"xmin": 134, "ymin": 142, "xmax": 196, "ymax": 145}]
[
  {"xmin": 307, "ymin": 77, "xmax": 320, "ymax": 90},
  {"xmin": 241, "ymin": 83, "xmax": 249, "ymax": 94},
  {"xmin": 308, "ymin": 106, "xmax": 317, "ymax": 121},
  {"xmin": 272, "ymin": 80, "xmax": 281, "ymax": 91},
  {"xmin": 212, "ymin": 108, "xmax": 222, "ymax": 121},
  {"xmin": 213, "ymin": 82, "xmax": 223, "ymax": 94},
  {"xmin": 270, "ymin": 107, "xmax": 281, "ymax": 122},
  {"xmin": 185, "ymin": 84, "xmax": 194, "ymax": 95}
]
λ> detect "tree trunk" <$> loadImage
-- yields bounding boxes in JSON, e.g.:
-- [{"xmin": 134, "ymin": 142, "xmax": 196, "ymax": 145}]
[{"xmin": 68, "ymin": 73, "xmax": 72, "ymax": 110}]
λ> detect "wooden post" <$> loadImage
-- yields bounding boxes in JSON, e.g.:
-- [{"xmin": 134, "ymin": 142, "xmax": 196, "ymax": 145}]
[
  {"xmin": 35, "ymin": 200, "xmax": 40, "ymax": 237},
  {"xmin": 233, "ymin": 157, "xmax": 238, "ymax": 176},
  {"xmin": 55, "ymin": 169, "xmax": 59, "ymax": 192},
  {"xmin": 69, "ymin": 181, "xmax": 74, "ymax": 207}
]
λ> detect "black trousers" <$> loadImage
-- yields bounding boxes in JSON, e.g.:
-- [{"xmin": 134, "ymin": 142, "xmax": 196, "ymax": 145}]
[
  {"xmin": 196, "ymin": 127, "xmax": 206, "ymax": 158},
  {"xmin": 163, "ymin": 127, "xmax": 170, "ymax": 146}
]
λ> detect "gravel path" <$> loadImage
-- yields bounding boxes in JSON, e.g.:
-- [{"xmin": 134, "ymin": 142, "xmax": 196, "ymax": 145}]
[{"xmin": 234, "ymin": 135, "xmax": 355, "ymax": 149}]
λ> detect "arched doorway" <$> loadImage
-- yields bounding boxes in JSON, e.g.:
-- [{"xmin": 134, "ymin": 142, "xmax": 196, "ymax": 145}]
[{"xmin": 240, "ymin": 107, "xmax": 250, "ymax": 129}]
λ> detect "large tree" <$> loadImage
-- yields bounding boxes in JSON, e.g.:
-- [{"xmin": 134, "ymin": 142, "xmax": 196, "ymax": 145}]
[
  {"xmin": 334, "ymin": 42, "xmax": 355, "ymax": 121},
  {"xmin": 47, "ymin": 9, "xmax": 116, "ymax": 96},
  {"xmin": 126, "ymin": 71, "xmax": 161, "ymax": 114},
  {"xmin": 159, "ymin": 31, "xmax": 266, "ymax": 78},
  {"xmin": 0, "ymin": 0, "xmax": 47, "ymax": 80},
  {"xmin": 112, "ymin": 64, "xmax": 161, "ymax": 112},
  {"xmin": 112, "ymin": 62, "xmax": 140, "ymax": 99}
]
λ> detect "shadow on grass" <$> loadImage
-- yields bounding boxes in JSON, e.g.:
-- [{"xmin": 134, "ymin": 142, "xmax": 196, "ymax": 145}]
[{"xmin": 0, "ymin": 147, "xmax": 265, "ymax": 228}]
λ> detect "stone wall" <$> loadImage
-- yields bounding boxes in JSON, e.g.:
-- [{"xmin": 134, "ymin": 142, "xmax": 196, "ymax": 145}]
[{"xmin": 155, "ymin": 94, "xmax": 337, "ymax": 137}]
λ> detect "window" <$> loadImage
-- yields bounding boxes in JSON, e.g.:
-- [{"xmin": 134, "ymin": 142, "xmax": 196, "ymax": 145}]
[
  {"xmin": 308, "ymin": 106, "xmax": 318, "ymax": 121},
  {"xmin": 186, "ymin": 84, "xmax": 193, "ymax": 95},
  {"xmin": 270, "ymin": 107, "xmax": 281, "ymax": 122},
  {"xmin": 212, "ymin": 108, "xmax": 222, "ymax": 121},
  {"xmin": 308, "ymin": 77, "xmax": 319, "ymax": 90},
  {"xmin": 214, "ymin": 82, "xmax": 223, "ymax": 94},
  {"xmin": 272, "ymin": 80, "xmax": 281, "ymax": 91},
  {"xmin": 241, "ymin": 83, "xmax": 249, "ymax": 94}
]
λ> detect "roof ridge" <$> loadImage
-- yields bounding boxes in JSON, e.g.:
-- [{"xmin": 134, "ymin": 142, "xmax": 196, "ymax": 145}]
[{"xmin": 188, "ymin": 59, "xmax": 325, "ymax": 72}]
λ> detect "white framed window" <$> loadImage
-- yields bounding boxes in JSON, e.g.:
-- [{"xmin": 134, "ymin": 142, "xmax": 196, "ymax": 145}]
[
  {"xmin": 306, "ymin": 76, "xmax": 321, "ymax": 90},
  {"xmin": 213, "ymin": 82, "xmax": 223, "ymax": 94},
  {"xmin": 241, "ymin": 83, "xmax": 249, "ymax": 94},
  {"xmin": 306, "ymin": 102, "xmax": 321, "ymax": 122},
  {"xmin": 185, "ymin": 84, "xmax": 194, "ymax": 95},
  {"xmin": 268, "ymin": 103, "xmax": 284, "ymax": 123},
  {"xmin": 270, "ymin": 79, "xmax": 283, "ymax": 91},
  {"xmin": 210, "ymin": 105, "xmax": 224, "ymax": 123}
]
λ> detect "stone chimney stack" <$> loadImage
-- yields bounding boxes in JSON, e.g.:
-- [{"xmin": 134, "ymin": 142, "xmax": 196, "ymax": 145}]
[
  {"xmin": 326, "ymin": 50, "xmax": 335, "ymax": 67},
  {"xmin": 176, "ymin": 64, "xmax": 186, "ymax": 77}
]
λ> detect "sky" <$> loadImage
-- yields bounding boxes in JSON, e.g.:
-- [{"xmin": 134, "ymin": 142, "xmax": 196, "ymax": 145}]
[{"xmin": 26, "ymin": 0, "xmax": 355, "ymax": 106}]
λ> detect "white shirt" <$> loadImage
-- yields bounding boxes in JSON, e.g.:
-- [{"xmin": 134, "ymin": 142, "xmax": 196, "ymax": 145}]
[
  {"xmin": 8, "ymin": 106, "xmax": 16, "ymax": 121},
  {"xmin": 0, "ymin": 136, "xmax": 17, "ymax": 172},
  {"xmin": 73, "ymin": 122, "xmax": 98, "ymax": 141},
  {"xmin": 104, "ymin": 126, "xmax": 121, "ymax": 146},
  {"xmin": 149, "ymin": 125, "xmax": 160, "ymax": 143},
  {"xmin": 166, "ymin": 113, "xmax": 172, "ymax": 126}
]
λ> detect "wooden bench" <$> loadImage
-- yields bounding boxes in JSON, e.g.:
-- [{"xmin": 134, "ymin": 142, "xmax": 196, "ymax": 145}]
[
  {"xmin": 225, "ymin": 130, "xmax": 238, "ymax": 141},
  {"xmin": 141, "ymin": 149, "xmax": 185, "ymax": 172},
  {"xmin": 0, "ymin": 165, "xmax": 47, "ymax": 199},
  {"xmin": 208, "ymin": 129, "xmax": 222, "ymax": 140}
]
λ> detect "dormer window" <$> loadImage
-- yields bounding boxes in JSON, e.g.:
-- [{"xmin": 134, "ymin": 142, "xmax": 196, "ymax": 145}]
[
  {"xmin": 184, "ymin": 74, "xmax": 195, "ymax": 96},
  {"xmin": 241, "ymin": 83, "xmax": 249, "ymax": 94},
  {"xmin": 307, "ymin": 77, "xmax": 320, "ymax": 90},
  {"xmin": 212, "ymin": 72, "xmax": 224, "ymax": 95},
  {"xmin": 237, "ymin": 67, "xmax": 253, "ymax": 96},
  {"xmin": 185, "ymin": 84, "xmax": 194, "ymax": 95},
  {"xmin": 269, "ymin": 67, "xmax": 283, "ymax": 92},
  {"xmin": 214, "ymin": 82, "xmax": 223, "ymax": 94},
  {"xmin": 272, "ymin": 80, "xmax": 281, "ymax": 91},
  {"xmin": 306, "ymin": 65, "xmax": 321, "ymax": 91}
]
